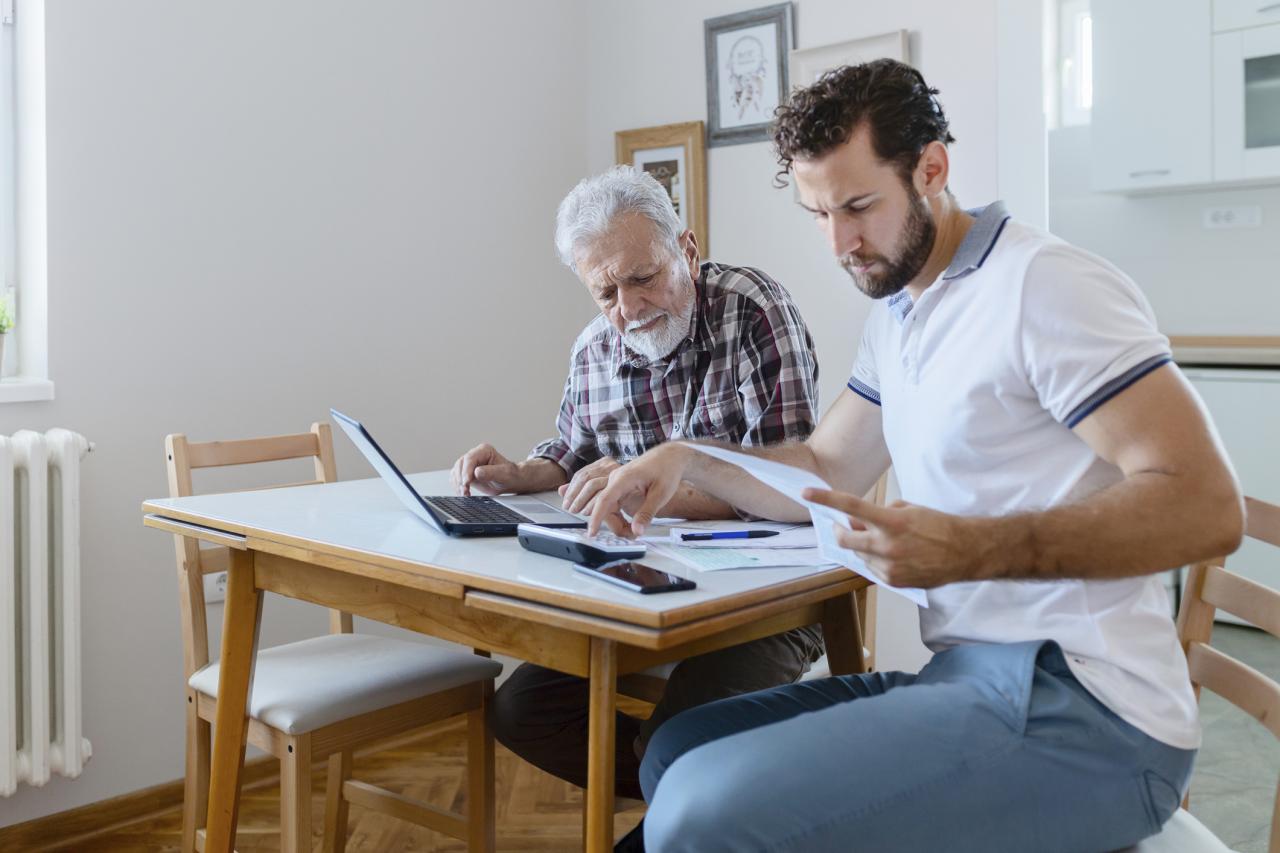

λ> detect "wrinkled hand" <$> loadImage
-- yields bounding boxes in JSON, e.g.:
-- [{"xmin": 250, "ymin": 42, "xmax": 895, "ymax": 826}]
[
  {"xmin": 450, "ymin": 443, "xmax": 523, "ymax": 496},
  {"xmin": 559, "ymin": 457, "xmax": 622, "ymax": 515},
  {"xmin": 802, "ymin": 488, "xmax": 988, "ymax": 589},
  {"xmin": 588, "ymin": 444, "xmax": 691, "ymax": 537}
]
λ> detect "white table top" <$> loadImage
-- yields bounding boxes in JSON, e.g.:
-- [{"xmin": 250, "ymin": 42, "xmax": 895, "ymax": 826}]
[{"xmin": 144, "ymin": 471, "xmax": 850, "ymax": 627}]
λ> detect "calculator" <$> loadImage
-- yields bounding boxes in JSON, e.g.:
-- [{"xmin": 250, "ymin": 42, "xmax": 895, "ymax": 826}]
[{"xmin": 516, "ymin": 523, "xmax": 647, "ymax": 565}]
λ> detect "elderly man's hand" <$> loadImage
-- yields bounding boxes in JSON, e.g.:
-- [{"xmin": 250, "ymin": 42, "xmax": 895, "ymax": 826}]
[
  {"xmin": 559, "ymin": 457, "xmax": 623, "ymax": 515},
  {"xmin": 451, "ymin": 443, "xmax": 524, "ymax": 496},
  {"xmin": 802, "ymin": 488, "xmax": 992, "ymax": 589}
]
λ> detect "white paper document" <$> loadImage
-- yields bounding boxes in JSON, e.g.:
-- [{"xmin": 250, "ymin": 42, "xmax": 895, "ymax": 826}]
[{"xmin": 686, "ymin": 445, "xmax": 928, "ymax": 606}]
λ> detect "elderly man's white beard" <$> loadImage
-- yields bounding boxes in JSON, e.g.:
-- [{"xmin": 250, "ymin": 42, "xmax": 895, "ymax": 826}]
[{"xmin": 622, "ymin": 296, "xmax": 695, "ymax": 362}]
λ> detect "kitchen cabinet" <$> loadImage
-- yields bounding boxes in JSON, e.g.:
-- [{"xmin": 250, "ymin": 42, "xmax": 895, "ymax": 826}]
[{"xmin": 1091, "ymin": 0, "xmax": 1213, "ymax": 192}]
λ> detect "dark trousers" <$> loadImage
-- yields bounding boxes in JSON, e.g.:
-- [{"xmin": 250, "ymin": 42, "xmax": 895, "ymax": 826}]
[{"xmin": 489, "ymin": 626, "xmax": 823, "ymax": 800}]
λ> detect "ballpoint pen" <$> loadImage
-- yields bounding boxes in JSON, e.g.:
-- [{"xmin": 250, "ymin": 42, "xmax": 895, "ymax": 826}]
[{"xmin": 680, "ymin": 530, "xmax": 781, "ymax": 541}]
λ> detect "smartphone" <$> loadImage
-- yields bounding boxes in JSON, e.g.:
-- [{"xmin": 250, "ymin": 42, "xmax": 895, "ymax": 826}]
[{"xmin": 572, "ymin": 560, "xmax": 697, "ymax": 594}]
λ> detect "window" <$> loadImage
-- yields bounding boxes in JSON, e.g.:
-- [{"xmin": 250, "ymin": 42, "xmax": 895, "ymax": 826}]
[
  {"xmin": 1, "ymin": 0, "xmax": 15, "ymax": 380},
  {"xmin": 1048, "ymin": 0, "xmax": 1093, "ymax": 129},
  {"xmin": 0, "ymin": 0, "xmax": 51, "ymax": 402}
]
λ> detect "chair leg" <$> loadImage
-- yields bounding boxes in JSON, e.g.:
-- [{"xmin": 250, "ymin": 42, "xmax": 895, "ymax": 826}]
[
  {"xmin": 280, "ymin": 734, "xmax": 314, "ymax": 853},
  {"xmin": 466, "ymin": 684, "xmax": 496, "ymax": 853},
  {"xmin": 322, "ymin": 750, "xmax": 353, "ymax": 853},
  {"xmin": 182, "ymin": 693, "xmax": 210, "ymax": 853}
]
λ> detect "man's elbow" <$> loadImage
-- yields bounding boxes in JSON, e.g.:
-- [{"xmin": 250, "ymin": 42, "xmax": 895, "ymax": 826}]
[{"xmin": 1199, "ymin": 474, "xmax": 1246, "ymax": 560}]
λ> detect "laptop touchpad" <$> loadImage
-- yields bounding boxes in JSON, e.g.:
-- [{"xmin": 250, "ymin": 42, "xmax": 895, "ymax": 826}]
[{"xmin": 502, "ymin": 496, "xmax": 575, "ymax": 520}]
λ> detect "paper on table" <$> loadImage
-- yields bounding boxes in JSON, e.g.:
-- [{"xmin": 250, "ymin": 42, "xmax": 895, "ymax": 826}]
[
  {"xmin": 652, "ymin": 543, "xmax": 837, "ymax": 572},
  {"xmin": 686, "ymin": 444, "xmax": 928, "ymax": 607}
]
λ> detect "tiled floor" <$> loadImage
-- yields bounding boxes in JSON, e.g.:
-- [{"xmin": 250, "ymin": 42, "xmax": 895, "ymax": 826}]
[{"xmin": 1188, "ymin": 623, "xmax": 1280, "ymax": 853}]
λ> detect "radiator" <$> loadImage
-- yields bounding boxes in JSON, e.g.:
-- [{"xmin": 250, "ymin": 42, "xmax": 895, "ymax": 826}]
[{"xmin": 0, "ymin": 429, "xmax": 93, "ymax": 796}]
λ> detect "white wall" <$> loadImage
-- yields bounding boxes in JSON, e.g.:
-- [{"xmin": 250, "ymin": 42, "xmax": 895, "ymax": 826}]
[
  {"xmin": 0, "ymin": 0, "xmax": 590, "ymax": 825},
  {"xmin": 1049, "ymin": 126, "xmax": 1280, "ymax": 335},
  {"xmin": 1, "ymin": 0, "xmax": 1029, "ymax": 824},
  {"xmin": 583, "ymin": 0, "xmax": 1017, "ymax": 673}
]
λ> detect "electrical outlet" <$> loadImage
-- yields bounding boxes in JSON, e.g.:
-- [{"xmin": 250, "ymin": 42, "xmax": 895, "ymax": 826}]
[
  {"xmin": 204, "ymin": 571, "xmax": 228, "ymax": 604},
  {"xmin": 1202, "ymin": 205, "xmax": 1262, "ymax": 229}
]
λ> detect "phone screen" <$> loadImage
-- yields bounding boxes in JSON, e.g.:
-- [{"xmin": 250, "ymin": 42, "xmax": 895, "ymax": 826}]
[{"xmin": 576, "ymin": 561, "xmax": 696, "ymax": 593}]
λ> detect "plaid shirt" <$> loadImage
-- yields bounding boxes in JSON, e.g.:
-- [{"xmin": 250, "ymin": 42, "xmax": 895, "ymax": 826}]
[{"xmin": 530, "ymin": 262, "xmax": 819, "ymax": 475}]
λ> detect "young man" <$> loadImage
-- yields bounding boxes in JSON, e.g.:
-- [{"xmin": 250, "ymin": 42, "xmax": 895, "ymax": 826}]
[
  {"xmin": 451, "ymin": 166, "xmax": 824, "ymax": 800},
  {"xmin": 590, "ymin": 60, "xmax": 1243, "ymax": 852}
]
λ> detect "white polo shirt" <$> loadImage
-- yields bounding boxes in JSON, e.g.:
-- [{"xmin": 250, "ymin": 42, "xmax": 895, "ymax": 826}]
[{"xmin": 848, "ymin": 201, "xmax": 1199, "ymax": 749}]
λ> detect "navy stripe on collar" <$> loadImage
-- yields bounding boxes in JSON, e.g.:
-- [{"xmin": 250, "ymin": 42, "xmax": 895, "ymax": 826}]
[{"xmin": 942, "ymin": 200, "xmax": 1011, "ymax": 281}]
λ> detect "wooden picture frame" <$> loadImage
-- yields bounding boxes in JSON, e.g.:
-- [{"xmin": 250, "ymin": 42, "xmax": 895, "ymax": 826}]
[
  {"xmin": 704, "ymin": 3, "xmax": 795, "ymax": 147},
  {"xmin": 789, "ymin": 30, "xmax": 911, "ymax": 89},
  {"xmin": 615, "ymin": 120, "xmax": 710, "ymax": 257}
]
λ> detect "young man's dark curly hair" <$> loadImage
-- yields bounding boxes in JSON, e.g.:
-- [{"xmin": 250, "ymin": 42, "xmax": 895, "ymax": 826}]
[{"xmin": 771, "ymin": 58, "xmax": 956, "ymax": 187}]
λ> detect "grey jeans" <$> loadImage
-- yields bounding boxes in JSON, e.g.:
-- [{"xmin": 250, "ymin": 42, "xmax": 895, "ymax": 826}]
[{"xmin": 489, "ymin": 626, "xmax": 824, "ymax": 800}]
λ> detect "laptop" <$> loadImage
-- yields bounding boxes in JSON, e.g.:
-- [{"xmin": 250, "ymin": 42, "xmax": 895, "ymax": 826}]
[{"xmin": 331, "ymin": 409, "xmax": 587, "ymax": 536}]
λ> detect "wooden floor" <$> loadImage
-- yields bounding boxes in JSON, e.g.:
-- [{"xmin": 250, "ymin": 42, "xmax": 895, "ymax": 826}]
[{"xmin": 59, "ymin": 714, "xmax": 647, "ymax": 852}]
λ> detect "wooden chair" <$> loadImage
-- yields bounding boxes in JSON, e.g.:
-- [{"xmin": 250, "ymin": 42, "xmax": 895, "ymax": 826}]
[
  {"xmin": 167, "ymin": 423, "xmax": 501, "ymax": 853},
  {"xmin": 1125, "ymin": 495, "xmax": 1280, "ymax": 853}
]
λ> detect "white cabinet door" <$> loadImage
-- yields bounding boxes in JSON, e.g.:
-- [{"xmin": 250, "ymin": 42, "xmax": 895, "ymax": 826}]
[
  {"xmin": 1213, "ymin": 23, "xmax": 1280, "ymax": 180},
  {"xmin": 1184, "ymin": 367, "xmax": 1280, "ymax": 624},
  {"xmin": 1214, "ymin": 0, "xmax": 1280, "ymax": 33},
  {"xmin": 1091, "ymin": 0, "xmax": 1213, "ymax": 192}
]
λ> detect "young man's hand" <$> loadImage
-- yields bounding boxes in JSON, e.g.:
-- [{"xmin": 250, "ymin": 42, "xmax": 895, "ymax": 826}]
[
  {"xmin": 803, "ymin": 488, "xmax": 995, "ymax": 589},
  {"xmin": 588, "ymin": 444, "xmax": 694, "ymax": 537}
]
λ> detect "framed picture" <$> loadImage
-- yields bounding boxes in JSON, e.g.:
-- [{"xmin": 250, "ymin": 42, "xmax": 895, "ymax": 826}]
[
  {"xmin": 615, "ymin": 120, "xmax": 710, "ymax": 257},
  {"xmin": 789, "ymin": 30, "xmax": 911, "ymax": 89},
  {"xmin": 704, "ymin": 3, "xmax": 794, "ymax": 147}
]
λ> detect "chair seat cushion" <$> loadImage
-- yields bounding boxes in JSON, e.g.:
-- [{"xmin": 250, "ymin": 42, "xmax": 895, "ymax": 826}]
[
  {"xmin": 1120, "ymin": 809, "xmax": 1236, "ymax": 853},
  {"xmin": 189, "ymin": 633, "xmax": 502, "ymax": 735}
]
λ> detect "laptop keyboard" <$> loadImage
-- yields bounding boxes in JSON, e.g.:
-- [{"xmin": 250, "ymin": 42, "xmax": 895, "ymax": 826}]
[{"xmin": 426, "ymin": 496, "xmax": 528, "ymax": 524}]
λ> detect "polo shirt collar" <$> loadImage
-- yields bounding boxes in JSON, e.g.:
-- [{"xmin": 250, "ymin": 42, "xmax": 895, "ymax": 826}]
[
  {"xmin": 941, "ymin": 200, "xmax": 1011, "ymax": 281},
  {"xmin": 886, "ymin": 200, "xmax": 1011, "ymax": 326}
]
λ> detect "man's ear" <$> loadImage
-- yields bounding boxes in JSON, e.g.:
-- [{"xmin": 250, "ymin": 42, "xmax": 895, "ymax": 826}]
[
  {"xmin": 681, "ymin": 229, "xmax": 701, "ymax": 278},
  {"xmin": 915, "ymin": 140, "xmax": 950, "ymax": 199}
]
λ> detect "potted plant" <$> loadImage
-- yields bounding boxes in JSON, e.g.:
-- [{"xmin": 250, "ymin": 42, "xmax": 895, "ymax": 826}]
[{"xmin": 0, "ymin": 300, "xmax": 11, "ymax": 376}]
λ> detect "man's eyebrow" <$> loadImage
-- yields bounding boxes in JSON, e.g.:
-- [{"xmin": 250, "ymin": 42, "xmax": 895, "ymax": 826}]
[{"xmin": 797, "ymin": 193, "xmax": 877, "ymax": 213}]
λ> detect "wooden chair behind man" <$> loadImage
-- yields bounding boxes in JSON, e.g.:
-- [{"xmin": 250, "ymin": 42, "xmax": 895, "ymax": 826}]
[
  {"xmin": 167, "ymin": 423, "xmax": 502, "ymax": 852},
  {"xmin": 1126, "ymin": 495, "xmax": 1280, "ymax": 853}
]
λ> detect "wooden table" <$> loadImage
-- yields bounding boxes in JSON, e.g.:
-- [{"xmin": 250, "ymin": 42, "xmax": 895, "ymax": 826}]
[{"xmin": 143, "ymin": 471, "xmax": 866, "ymax": 852}]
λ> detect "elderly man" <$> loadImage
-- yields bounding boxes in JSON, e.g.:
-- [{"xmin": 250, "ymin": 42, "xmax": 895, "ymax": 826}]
[
  {"xmin": 450, "ymin": 165, "xmax": 823, "ymax": 800},
  {"xmin": 592, "ymin": 60, "xmax": 1242, "ymax": 852}
]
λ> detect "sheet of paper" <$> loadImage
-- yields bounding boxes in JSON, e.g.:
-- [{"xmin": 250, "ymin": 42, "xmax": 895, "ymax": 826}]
[
  {"xmin": 686, "ymin": 444, "xmax": 928, "ymax": 606},
  {"xmin": 652, "ymin": 543, "xmax": 837, "ymax": 572}
]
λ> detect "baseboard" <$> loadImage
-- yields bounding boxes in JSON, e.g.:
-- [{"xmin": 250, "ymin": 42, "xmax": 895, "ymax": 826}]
[
  {"xmin": 0, "ymin": 755, "xmax": 279, "ymax": 852},
  {"xmin": 0, "ymin": 722, "xmax": 460, "ymax": 852}
]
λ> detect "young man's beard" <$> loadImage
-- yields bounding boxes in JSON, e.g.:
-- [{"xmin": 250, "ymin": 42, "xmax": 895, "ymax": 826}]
[{"xmin": 841, "ymin": 186, "xmax": 937, "ymax": 300}]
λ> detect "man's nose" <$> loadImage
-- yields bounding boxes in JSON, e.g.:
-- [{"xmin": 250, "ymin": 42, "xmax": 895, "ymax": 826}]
[
  {"xmin": 617, "ymin": 286, "xmax": 647, "ymax": 322},
  {"xmin": 829, "ymin": 216, "xmax": 862, "ymax": 259}
]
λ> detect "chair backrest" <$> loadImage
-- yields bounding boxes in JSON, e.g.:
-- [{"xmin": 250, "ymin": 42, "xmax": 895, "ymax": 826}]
[
  {"xmin": 165, "ymin": 423, "xmax": 347, "ymax": 680},
  {"xmin": 1175, "ymin": 495, "xmax": 1280, "ymax": 853}
]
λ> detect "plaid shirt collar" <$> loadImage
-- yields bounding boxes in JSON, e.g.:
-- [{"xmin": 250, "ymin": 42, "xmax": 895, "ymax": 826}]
[{"xmin": 608, "ymin": 266, "xmax": 714, "ymax": 378}]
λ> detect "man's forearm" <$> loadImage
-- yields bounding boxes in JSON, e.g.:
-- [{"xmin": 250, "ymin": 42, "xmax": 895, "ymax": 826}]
[
  {"xmin": 675, "ymin": 440, "xmax": 824, "ymax": 523},
  {"xmin": 518, "ymin": 457, "xmax": 571, "ymax": 493},
  {"xmin": 971, "ymin": 470, "xmax": 1244, "ymax": 582}
]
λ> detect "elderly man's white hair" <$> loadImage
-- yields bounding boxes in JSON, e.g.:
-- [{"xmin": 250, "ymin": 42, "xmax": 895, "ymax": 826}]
[{"xmin": 554, "ymin": 165, "xmax": 684, "ymax": 272}]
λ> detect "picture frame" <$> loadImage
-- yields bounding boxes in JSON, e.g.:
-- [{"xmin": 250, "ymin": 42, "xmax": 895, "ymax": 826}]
[
  {"xmin": 788, "ymin": 30, "xmax": 911, "ymax": 89},
  {"xmin": 704, "ymin": 3, "xmax": 795, "ymax": 147},
  {"xmin": 615, "ymin": 120, "xmax": 710, "ymax": 257}
]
